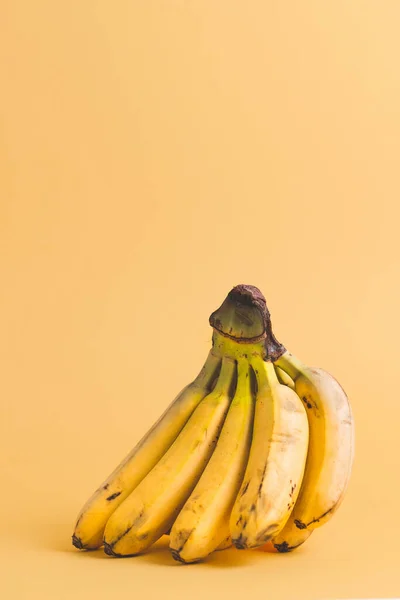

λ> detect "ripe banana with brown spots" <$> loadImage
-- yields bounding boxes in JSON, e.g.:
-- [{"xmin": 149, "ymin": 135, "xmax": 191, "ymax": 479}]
[
  {"xmin": 72, "ymin": 283, "xmax": 354, "ymax": 560},
  {"xmin": 271, "ymin": 352, "xmax": 354, "ymax": 552},
  {"xmin": 72, "ymin": 349, "xmax": 220, "ymax": 549},
  {"xmin": 170, "ymin": 357, "xmax": 254, "ymax": 563},
  {"xmin": 230, "ymin": 355, "xmax": 309, "ymax": 549},
  {"xmin": 103, "ymin": 356, "xmax": 236, "ymax": 556}
]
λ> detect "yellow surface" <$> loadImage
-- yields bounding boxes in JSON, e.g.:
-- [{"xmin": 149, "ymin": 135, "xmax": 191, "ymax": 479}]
[{"xmin": 1, "ymin": 1, "xmax": 399, "ymax": 598}]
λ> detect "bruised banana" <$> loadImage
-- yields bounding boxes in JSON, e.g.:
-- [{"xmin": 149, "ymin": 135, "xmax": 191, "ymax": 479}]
[
  {"xmin": 170, "ymin": 357, "xmax": 254, "ymax": 563},
  {"xmin": 271, "ymin": 352, "xmax": 354, "ymax": 552},
  {"xmin": 103, "ymin": 357, "xmax": 236, "ymax": 556},
  {"xmin": 72, "ymin": 349, "xmax": 220, "ymax": 549},
  {"xmin": 230, "ymin": 355, "xmax": 309, "ymax": 548}
]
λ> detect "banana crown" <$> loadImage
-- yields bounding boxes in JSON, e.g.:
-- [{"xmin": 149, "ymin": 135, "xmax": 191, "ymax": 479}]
[{"xmin": 209, "ymin": 284, "xmax": 285, "ymax": 361}]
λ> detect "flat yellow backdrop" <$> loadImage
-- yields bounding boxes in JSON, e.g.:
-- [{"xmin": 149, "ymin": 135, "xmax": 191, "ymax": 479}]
[{"xmin": 1, "ymin": 1, "xmax": 399, "ymax": 598}]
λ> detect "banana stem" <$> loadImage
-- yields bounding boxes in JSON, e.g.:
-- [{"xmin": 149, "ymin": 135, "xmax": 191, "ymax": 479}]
[
  {"xmin": 235, "ymin": 359, "xmax": 251, "ymax": 398},
  {"xmin": 275, "ymin": 352, "xmax": 305, "ymax": 381},
  {"xmin": 194, "ymin": 351, "xmax": 222, "ymax": 389},
  {"xmin": 252, "ymin": 357, "xmax": 279, "ymax": 390},
  {"xmin": 209, "ymin": 284, "xmax": 285, "ymax": 361},
  {"xmin": 213, "ymin": 356, "xmax": 236, "ymax": 395}
]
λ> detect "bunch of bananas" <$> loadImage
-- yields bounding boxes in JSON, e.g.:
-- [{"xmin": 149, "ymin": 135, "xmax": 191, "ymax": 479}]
[{"xmin": 72, "ymin": 285, "xmax": 354, "ymax": 563}]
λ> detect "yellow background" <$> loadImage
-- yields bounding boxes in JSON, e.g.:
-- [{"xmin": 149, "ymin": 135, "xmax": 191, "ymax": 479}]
[{"xmin": 1, "ymin": 1, "xmax": 399, "ymax": 598}]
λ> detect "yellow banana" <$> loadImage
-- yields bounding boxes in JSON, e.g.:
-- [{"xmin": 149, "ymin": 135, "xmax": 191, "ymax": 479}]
[
  {"xmin": 216, "ymin": 536, "xmax": 233, "ymax": 551},
  {"xmin": 275, "ymin": 365, "xmax": 295, "ymax": 389},
  {"xmin": 170, "ymin": 358, "xmax": 254, "ymax": 563},
  {"xmin": 72, "ymin": 350, "xmax": 220, "ymax": 549},
  {"xmin": 230, "ymin": 355, "xmax": 309, "ymax": 549},
  {"xmin": 271, "ymin": 352, "xmax": 354, "ymax": 552},
  {"xmin": 103, "ymin": 356, "xmax": 236, "ymax": 556},
  {"xmin": 73, "ymin": 283, "xmax": 354, "ymax": 560}
]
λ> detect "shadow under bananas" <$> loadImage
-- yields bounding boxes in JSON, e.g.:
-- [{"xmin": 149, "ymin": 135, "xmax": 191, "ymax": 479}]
[
  {"xmin": 133, "ymin": 534, "xmax": 315, "ymax": 568},
  {"xmin": 69, "ymin": 535, "xmax": 176, "ymax": 563},
  {"xmin": 40, "ymin": 521, "xmax": 312, "ymax": 568},
  {"xmin": 136, "ymin": 545, "xmax": 275, "ymax": 568}
]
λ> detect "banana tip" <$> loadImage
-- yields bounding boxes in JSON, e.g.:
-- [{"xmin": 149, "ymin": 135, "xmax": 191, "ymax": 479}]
[
  {"xmin": 232, "ymin": 536, "xmax": 248, "ymax": 550},
  {"xmin": 72, "ymin": 534, "xmax": 84, "ymax": 550},
  {"xmin": 103, "ymin": 542, "xmax": 139, "ymax": 557},
  {"xmin": 273, "ymin": 541, "xmax": 294, "ymax": 553},
  {"xmin": 103, "ymin": 542, "xmax": 118, "ymax": 556},
  {"xmin": 170, "ymin": 548, "xmax": 189, "ymax": 564}
]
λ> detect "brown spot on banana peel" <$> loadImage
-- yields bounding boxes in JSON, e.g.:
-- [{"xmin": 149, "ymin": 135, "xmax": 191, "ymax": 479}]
[
  {"xmin": 106, "ymin": 492, "xmax": 121, "ymax": 501},
  {"xmin": 301, "ymin": 396, "xmax": 313, "ymax": 410},
  {"xmin": 236, "ymin": 515, "xmax": 248, "ymax": 530},
  {"xmin": 294, "ymin": 519, "xmax": 307, "ymax": 530},
  {"xmin": 273, "ymin": 541, "xmax": 293, "ymax": 553},
  {"xmin": 257, "ymin": 463, "xmax": 268, "ymax": 497}
]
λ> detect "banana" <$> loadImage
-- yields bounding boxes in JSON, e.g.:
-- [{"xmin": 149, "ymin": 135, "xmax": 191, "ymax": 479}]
[
  {"xmin": 72, "ymin": 350, "xmax": 221, "ymax": 549},
  {"xmin": 230, "ymin": 355, "xmax": 309, "ymax": 549},
  {"xmin": 170, "ymin": 358, "xmax": 254, "ymax": 563},
  {"xmin": 271, "ymin": 352, "xmax": 354, "ymax": 552},
  {"xmin": 216, "ymin": 536, "xmax": 233, "ymax": 551},
  {"xmin": 73, "ymin": 283, "xmax": 354, "ymax": 560},
  {"xmin": 270, "ymin": 527, "xmax": 313, "ymax": 553},
  {"xmin": 103, "ymin": 356, "xmax": 236, "ymax": 556},
  {"xmin": 275, "ymin": 365, "xmax": 295, "ymax": 390}
]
